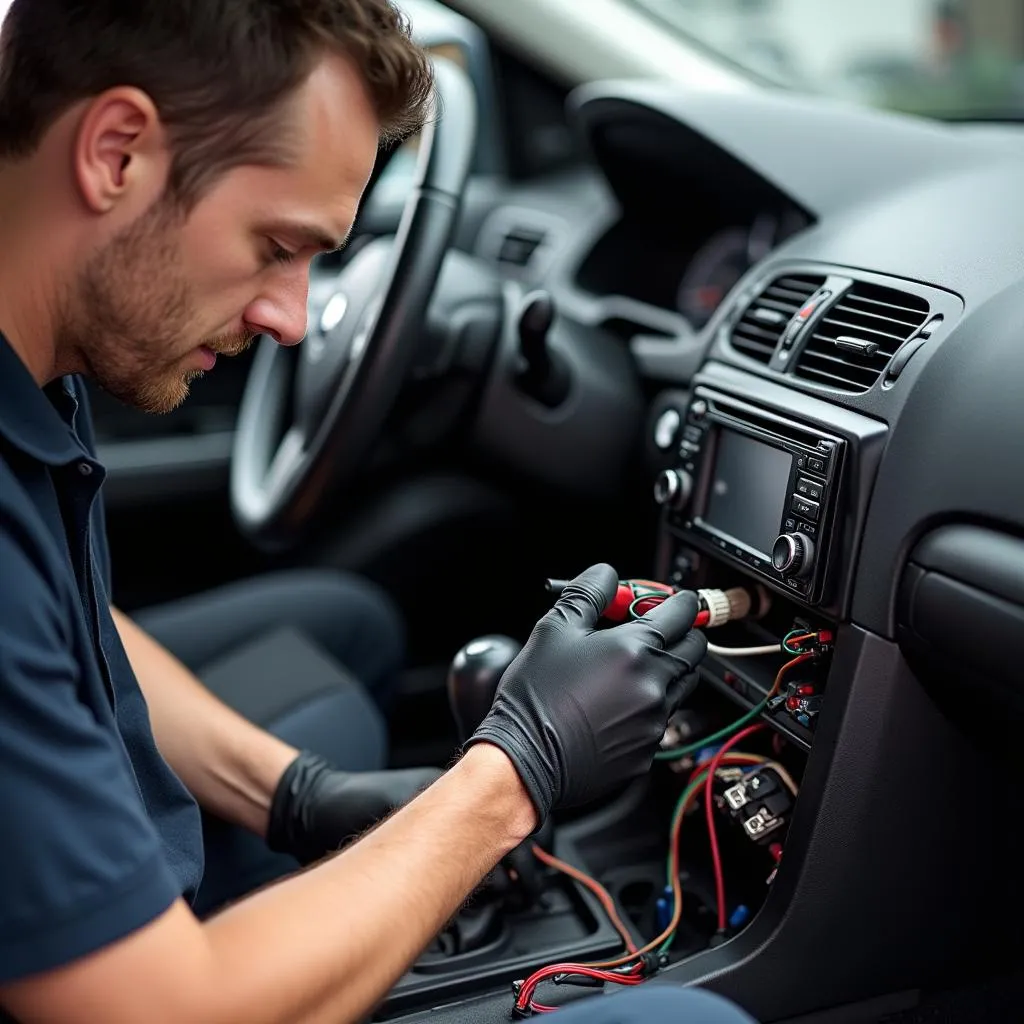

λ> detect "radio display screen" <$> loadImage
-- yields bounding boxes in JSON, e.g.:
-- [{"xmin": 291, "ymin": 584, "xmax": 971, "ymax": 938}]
[{"xmin": 703, "ymin": 429, "xmax": 793, "ymax": 558}]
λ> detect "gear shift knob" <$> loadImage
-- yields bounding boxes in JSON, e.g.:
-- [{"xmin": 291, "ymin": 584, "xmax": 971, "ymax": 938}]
[{"xmin": 447, "ymin": 635, "xmax": 522, "ymax": 743}]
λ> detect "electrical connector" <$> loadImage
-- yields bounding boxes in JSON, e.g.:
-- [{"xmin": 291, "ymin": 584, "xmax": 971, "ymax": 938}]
[
  {"xmin": 697, "ymin": 586, "xmax": 769, "ymax": 627},
  {"xmin": 717, "ymin": 766, "xmax": 793, "ymax": 848}
]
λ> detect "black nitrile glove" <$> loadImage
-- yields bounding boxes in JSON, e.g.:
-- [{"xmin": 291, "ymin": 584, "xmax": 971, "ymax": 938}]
[
  {"xmin": 267, "ymin": 753, "xmax": 442, "ymax": 865},
  {"xmin": 464, "ymin": 563, "xmax": 706, "ymax": 823}
]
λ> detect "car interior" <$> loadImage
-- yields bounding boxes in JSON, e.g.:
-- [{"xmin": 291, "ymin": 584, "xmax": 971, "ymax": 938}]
[{"xmin": 89, "ymin": 0, "xmax": 1024, "ymax": 1020}]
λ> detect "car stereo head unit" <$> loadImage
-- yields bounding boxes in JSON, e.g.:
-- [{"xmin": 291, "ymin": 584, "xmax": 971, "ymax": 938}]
[{"xmin": 656, "ymin": 387, "xmax": 845, "ymax": 604}]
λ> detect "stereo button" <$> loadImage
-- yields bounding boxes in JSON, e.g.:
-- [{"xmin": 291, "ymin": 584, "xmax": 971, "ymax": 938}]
[
  {"xmin": 807, "ymin": 456, "xmax": 827, "ymax": 474},
  {"xmin": 791, "ymin": 495, "xmax": 820, "ymax": 521},
  {"xmin": 796, "ymin": 477, "xmax": 823, "ymax": 501}
]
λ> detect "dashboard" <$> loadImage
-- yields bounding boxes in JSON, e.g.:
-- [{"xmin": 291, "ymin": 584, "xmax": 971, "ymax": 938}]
[{"xmin": 469, "ymin": 79, "xmax": 1024, "ymax": 671}]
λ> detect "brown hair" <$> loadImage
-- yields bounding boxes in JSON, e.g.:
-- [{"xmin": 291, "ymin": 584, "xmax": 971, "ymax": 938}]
[{"xmin": 0, "ymin": 0, "xmax": 434, "ymax": 206}]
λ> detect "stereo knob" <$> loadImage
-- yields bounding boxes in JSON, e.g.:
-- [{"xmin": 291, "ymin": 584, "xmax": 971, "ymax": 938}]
[
  {"xmin": 654, "ymin": 469, "xmax": 693, "ymax": 510},
  {"xmin": 772, "ymin": 532, "xmax": 815, "ymax": 579}
]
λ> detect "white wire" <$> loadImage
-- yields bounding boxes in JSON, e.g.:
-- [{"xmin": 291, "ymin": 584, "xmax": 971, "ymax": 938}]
[{"xmin": 707, "ymin": 642, "xmax": 781, "ymax": 657}]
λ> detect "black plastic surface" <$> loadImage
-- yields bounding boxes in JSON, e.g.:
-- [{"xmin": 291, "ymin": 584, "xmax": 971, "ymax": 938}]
[
  {"xmin": 897, "ymin": 525, "xmax": 1024, "ymax": 721},
  {"xmin": 910, "ymin": 525, "xmax": 1024, "ymax": 608},
  {"xmin": 853, "ymin": 278, "xmax": 1024, "ymax": 636},
  {"xmin": 471, "ymin": 290, "xmax": 644, "ymax": 501},
  {"xmin": 903, "ymin": 571, "xmax": 1024, "ymax": 692}
]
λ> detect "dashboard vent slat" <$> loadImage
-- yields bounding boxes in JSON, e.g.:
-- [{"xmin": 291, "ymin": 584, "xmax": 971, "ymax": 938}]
[
  {"xmin": 794, "ymin": 281, "xmax": 929, "ymax": 393},
  {"xmin": 729, "ymin": 273, "xmax": 825, "ymax": 365}
]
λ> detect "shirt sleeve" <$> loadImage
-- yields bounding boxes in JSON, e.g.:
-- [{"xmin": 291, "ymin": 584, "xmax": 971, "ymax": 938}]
[{"xmin": 0, "ymin": 522, "xmax": 182, "ymax": 983}]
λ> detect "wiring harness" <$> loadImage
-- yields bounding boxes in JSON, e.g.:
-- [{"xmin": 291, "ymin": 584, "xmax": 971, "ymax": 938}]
[{"xmin": 511, "ymin": 653, "xmax": 818, "ymax": 1016}]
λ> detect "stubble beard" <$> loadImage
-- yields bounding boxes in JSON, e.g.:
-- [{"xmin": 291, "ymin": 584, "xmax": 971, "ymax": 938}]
[{"xmin": 57, "ymin": 199, "xmax": 254, "ymax": 414}]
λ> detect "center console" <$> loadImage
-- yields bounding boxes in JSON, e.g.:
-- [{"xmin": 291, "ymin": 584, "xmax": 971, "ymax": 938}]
[
  {"xmin": 648, "ymin": 363, "xmax": 888, "ymax": 750},
  {"xmin": 380, "ymin": 363, "xmax": 893, "ymax": 1021}
]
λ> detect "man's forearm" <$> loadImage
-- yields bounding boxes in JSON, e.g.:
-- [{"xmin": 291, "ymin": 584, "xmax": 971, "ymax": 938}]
[
  {"xmin": 0, "ymin": 744, "xmax": 537, "ymax": 1024},
  {"xmin": 203, "ymin": 744, "xmax": 536, "ymax": 1022},
  {"xmin": 112, "ymin": 607, "xmax": 296, "ymax": 836}
]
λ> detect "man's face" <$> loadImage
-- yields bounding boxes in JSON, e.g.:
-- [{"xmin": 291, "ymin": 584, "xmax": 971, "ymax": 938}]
[{"xmin": 61, "ymin": 54, "xmax": 380, "ymax": 414}]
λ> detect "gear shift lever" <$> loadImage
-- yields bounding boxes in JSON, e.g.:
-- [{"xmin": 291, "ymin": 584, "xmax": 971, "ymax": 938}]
[
  {"xmin": 447, "ymin": 635, "xmax": 522, "ymax": 742},
  {"xmin": 448, "ymin": 635, "xmax": 553, "ymax": 907}
]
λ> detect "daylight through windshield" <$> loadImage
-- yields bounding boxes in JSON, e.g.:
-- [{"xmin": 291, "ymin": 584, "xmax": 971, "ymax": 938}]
[{"xmin": 632, "ymin": 0, "xmax": 1024, "ymax": 119}]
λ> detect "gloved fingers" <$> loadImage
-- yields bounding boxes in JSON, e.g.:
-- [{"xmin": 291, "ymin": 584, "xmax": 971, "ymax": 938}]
[
  {"xmin": 641, "ymin": 640, "xmax": 704, "ymax": 701},
  {"xmin": 665, "ymin": 626, "xmax": 709, "ymax": 672},
  {"xmin": 665, "ymin": 670, "xmax": 701, "ymax": 715},
  {"xmin": 550, "ymin": 563, "xmax": 619, "ymax": 630},
  {"xmin": 624, "ymin": 590, "xmax": 700, "ymax": 648}
]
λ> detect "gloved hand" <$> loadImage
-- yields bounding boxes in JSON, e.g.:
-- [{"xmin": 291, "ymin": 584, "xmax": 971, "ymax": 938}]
[
  {"xmin": 464, "ymin": 563, "xmax": 706, "ymax": 823},
  {"xmin": 267, "ymin": 753, "xmax": 442, "ymax": 865}
]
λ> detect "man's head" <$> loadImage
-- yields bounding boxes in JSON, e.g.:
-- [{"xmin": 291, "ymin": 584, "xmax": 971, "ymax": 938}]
[{"xmin": 0, "ymin": 0, "xmax": 433, "ymax": 411}]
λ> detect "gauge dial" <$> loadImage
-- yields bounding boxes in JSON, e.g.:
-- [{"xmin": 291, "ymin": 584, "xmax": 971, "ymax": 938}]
[{"xmin": 676, "ymin": 214, "xmax": 779, "ymax": 328}]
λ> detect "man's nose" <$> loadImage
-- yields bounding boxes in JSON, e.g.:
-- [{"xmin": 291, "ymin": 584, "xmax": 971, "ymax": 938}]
[{"xmin": 245, "ymin": 273, "xmax": 310, "ymax": 347}]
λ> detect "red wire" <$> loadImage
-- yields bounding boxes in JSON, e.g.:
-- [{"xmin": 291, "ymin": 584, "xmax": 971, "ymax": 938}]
[
  {"xmin": 702, "ymin": 724, "xmax": 766, "ymax": 932},
  {"xmin": 517, "ymin": 753, "xmax": 765, "ymax": 1014},
  {"xmin": 700, "ymin": 651, "xmax": 815, "ymax": 932}
]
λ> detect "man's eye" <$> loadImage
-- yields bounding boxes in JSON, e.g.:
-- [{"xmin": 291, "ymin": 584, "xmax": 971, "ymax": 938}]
[{"xmin": 269, "ymin": 242, "xmax": 296, "ymax": 264}]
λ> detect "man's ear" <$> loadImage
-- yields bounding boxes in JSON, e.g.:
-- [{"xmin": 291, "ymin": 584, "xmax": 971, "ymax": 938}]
[{"xmin": 73, "ymin": 87, "xmax": 169, "ymax": 214}]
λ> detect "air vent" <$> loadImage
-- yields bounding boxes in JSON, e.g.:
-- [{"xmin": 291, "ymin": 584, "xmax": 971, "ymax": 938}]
[
  {"xmin": 730, "ymin": 274, "xmax": 825, "ymax": 364},
  {"xmin": 794, "ymin": 282, "xmax": 929, "ymax": 393},
  {"xmin": 495, "ymin": 225, "xmax": 548, "ymax": 269}
]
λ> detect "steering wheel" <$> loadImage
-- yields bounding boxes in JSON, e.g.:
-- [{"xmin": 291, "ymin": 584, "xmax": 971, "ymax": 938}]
[{"xmin": 231, "ymin": 57, "xmax": 477, "ymax": 551}]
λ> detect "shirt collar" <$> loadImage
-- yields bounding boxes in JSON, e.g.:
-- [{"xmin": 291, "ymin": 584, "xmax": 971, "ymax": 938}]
[{"xmin": 0, "ymin": 331, "xmax": 87, "ymax": 466}]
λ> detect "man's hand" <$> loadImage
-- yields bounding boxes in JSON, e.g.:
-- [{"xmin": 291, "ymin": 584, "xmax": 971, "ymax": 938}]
[
  {"xmin": 466, "ymin": 563, "xmax": 707, "ymax": 822},
  {"xmin": 267, "ymin": 753, "xmax": 442, "ymax": 864}
]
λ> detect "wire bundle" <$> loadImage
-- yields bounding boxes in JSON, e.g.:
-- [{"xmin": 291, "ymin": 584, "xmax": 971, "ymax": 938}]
[
  {"xmin": 655, "ymin": 650, "xmax": 816, "ymax": 761},
  {"xmin": 513, "ymin": 654, "xmax": 813, "ymax": 1016}
]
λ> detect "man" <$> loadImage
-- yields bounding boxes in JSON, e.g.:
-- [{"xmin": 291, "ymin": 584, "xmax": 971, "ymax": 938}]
[{"xmin": 0, "ymin": 2, "xmax": 754, "ymax": 1021}]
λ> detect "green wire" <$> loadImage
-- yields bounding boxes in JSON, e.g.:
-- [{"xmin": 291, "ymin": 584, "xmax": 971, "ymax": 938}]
[
  {"xmin": 654, "ymin": 698, "xmax": 770, "ymax": 761},
  {"xmin": 657, "ymin": 772, "xmax": 708, "ymax": 953},
  {"xmin": 628, "ymin": 586, "xmax": 669, "ymax": 621}
]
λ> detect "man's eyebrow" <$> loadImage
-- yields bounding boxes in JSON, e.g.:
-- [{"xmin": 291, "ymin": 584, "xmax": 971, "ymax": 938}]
[{"xmin": 268, "ymin": 221, "xmax": 351, "ymax": 254}]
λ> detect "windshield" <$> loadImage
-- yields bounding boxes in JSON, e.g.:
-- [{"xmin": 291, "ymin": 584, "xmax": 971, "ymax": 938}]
[{"xmin": 631, "ymin": 0, "xmax": 1024, "ymax": 120}]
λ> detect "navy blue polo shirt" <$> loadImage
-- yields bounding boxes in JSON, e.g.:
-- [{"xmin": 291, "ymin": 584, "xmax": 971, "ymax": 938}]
[{"xmin": 0, "ymin": 333, "xmax": 203, "ymax": 984}]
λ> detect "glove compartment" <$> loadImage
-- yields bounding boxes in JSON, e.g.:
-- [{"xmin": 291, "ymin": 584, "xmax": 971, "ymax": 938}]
[{"xmin": 898, "ymin": 525, "xmax": 1024, "ymax": 728}]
